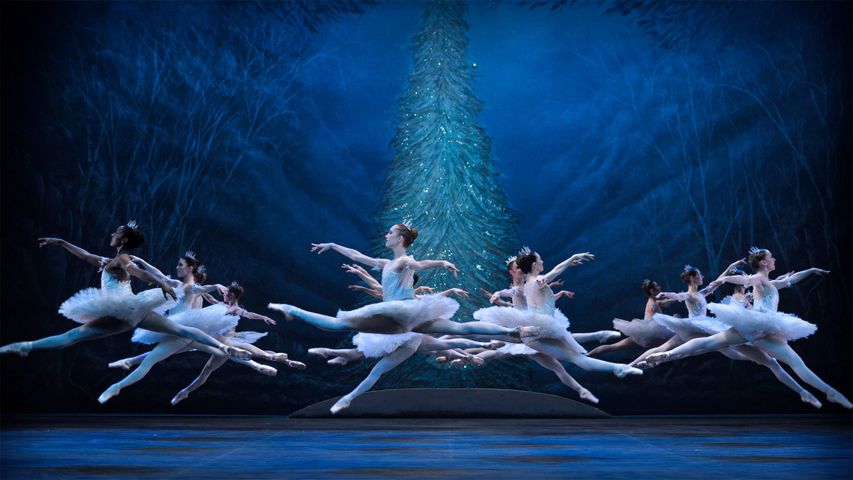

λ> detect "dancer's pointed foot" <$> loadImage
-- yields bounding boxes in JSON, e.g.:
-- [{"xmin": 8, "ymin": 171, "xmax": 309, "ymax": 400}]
[
  {"xmin": 252, "ymin": 363, "xmax": 278, "ymax": 376},
  {"xmin": 510, "ymin": 326, "xmax": 540, "ymax": 339},
  {"xmin": 328, "ymin": 357, "xmax": 349, "ymax": 366},
  {"xmin": 645, "ymin": 352, "xmax": 669, "ymax": 367},
  {"xmin": 267, "ymin": 303, "xmax": 294, "ymax": 320},
  {"xmin": 171, "ymin": 390, "xmax": 189, "ymax": 406},
  {"xmin": 220, "ymin": 344, "xmax": 252, "ymax": 360},
  {"xmin": 434, "ymin": 356, "xmax": 448, "ymax": 364},
  {"xmin": 614, "ymin": 364, "xmax": 643, "ymax": 378},
  {"xmin": 598, "ymin": 330, "xmax": 622, "ymax": 343},
  {"xmin": 483, "ymin": 340, "xmax": 505, "ymax": 350},
  {"xmin": 286, "ymin": 360, "xmax": 307, "ymax": 370},
  {"xmin": 330, "ymin": 395, "xmax": 353, "ymax": 414},
  {"xmin": 108, "ymin": 359, "xmax": 133, "ymax": 370},
  {"xmin": 0, "ymin": 341, "xmax": 32, "ymax": 357},
  {"xmin": 98, "ymin": 384, "xmax": 121, "ymax": 404},
  {"xmin": 308, "ymin": 348, "xmax": 332, "ymax": 359},
  {"xmin": 800, "ymin": 391, "xmax": 822, "ymax": 409},
  {"xmin": 827, "ymin": 390, "xmax": 853, "ymax": 409},
  {"xmin": 633, "ymin": 360, "xmax": 652, "ymax": 370},
  {"xmin": 579, "ymin": 388, "xmax": 600, "ymax": 404},
  {"xmin": 267, "ymin": 352, "xmax": 289, "ymax": 362},
  {"xmin": 450, "ymin": 358, "xmax": 465, "ymax": 367},
  {"xmin": 467, "ymin": 354, "xmax": 485, "ymax": 366}
]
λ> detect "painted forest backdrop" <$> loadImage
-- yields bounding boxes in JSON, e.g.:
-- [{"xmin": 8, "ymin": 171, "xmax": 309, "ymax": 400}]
[{"xmin": 1, "ymin": 0, "xmax": 850, "ymax": 415}]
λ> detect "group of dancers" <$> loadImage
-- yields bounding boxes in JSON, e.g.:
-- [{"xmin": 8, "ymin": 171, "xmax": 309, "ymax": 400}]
[{"xmin": 1, "ymin": 221, "xmax": 850, "ymax": 413}]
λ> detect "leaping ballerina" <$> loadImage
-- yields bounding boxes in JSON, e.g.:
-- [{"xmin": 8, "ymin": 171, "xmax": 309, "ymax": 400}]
[
  {"xmin": 0, "ymin": 223, "xmax": 251, "ymax": 365},
  {"xmin": 643, "ymin": 248, "xmax": 851, "ymax": 409}
]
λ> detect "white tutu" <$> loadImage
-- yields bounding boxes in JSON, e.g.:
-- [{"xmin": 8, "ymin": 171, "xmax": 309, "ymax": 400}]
[
  {"xmin": 352, "ymin": 332, "xmax": 422, "ymax": 358},
  {"xmin": 497, "ymin": 343, "xmax": 537, "ymax": 356},
  {"xmin": 474, "ymin": 306, "xmax": 586, "ymax": 355},
  {"xmin": 612, "ymin": 317, "xmax": 674, "ymax": 348},
  {"xmin": 337, "ymin": 294, "xmax": 459, "ymax": 332},
  {"xmin": 228, "ymin": 330, "xmax": 267, "ymax": 345},
  {"xmin": 708, "ymin": 302, "xmax": 816, "ymax": 342},
  {"xmin": 59, "ymin": 286, "xmax": 171, "ymax": 327},
  {"xmin": 652, "ymin": 313, "xmax": 728, "ymax": 341},
  {"xmin": 131, "ymin": 304, "xmax": 239, "ymax": 345}
]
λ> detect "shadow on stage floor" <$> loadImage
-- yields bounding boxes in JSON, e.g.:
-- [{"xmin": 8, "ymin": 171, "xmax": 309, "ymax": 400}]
[{"xmin": 1, "ymin": 414, "xmax": 851, "ymax": 479}]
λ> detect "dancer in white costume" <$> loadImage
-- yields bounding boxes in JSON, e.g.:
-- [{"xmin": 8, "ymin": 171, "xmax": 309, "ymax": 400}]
[
  {"xmin": 644, "ymin": 248, "xmax": 851, "ymax": 408},
  {"xmin": 588, "ymin": 279, "xmax": 674, "ymax": 356},
  {"xmin": 475, "ymin": 249, "xmax": 642, "ymax": 382},
  {"xmin": 98, "ymin": 254, "xmax": 280, "ymax": 403},
  {"xmin": 0, "ymin": 224, "xmax": 250, "ymax": 364},
  {"xmin": 268, "ymin": 223, "xmax": 539, "ymax": 339},
  {"xmin": 171, "ymin": 282, "xmax": 306, "ymax": 406}
]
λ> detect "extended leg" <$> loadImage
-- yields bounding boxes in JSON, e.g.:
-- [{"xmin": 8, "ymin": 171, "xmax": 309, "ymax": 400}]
[
  {"xmin": 726, "ymin": 345, "xmax": 821, "ymax": 408},
  {"xmin": 171, "ymin": 355, "xmax": 229, "ymax": 405},
  {"xmin": 645, "ymin": 328, "xmax": 746, "ymax": 367},
  {"xmin": 529, "ymin": 338, "xmax": 642, "ymax": 377},
  {"xmin": 587, "ymin": 337, "xmax": 639, "ymax": 356},
  {"xmin": 531, "ymin": 353, "xmax": 598, "ymax": 404},
  {"xmin": 1, "ymin": 317, "xmax": 131, "ymax": 357},
  {"xmin": 98, "ymin": 338, "xmax": 189, "ymax": 403},
  {"xmin": 330, "ymin": 342, "xmax": 419, "ymax": 414},
  {"xmin": 137, "ymin": 313, "xmax": 250, "ymax": 360},
  {"xmin": 415, "ymin": 318, "xmax": 538, "ymax": 338}
]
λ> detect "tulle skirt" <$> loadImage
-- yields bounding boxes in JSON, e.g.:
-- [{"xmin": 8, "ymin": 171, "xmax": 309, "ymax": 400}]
[
  {"xmin": 337, "ymin": 295, "xmax": 459, "ymax": 332},
  {"xmin": 474, "ymin": 306, "xmax": 586, "ymax": 355},
  {"xmin": 612, "ymin": 317, "xmax": 673, "ymax": 348},
  {"xmin": 131, "ymin": 304, "xmax": 239, "ymax": 345},
  {"xmin": 652, "ymin": 313, "xmax": 728, "ymax": 342},
  {"xmin": 228, "ymin": 330, "xmax": 267, "ymax": 345},
  {"xmin": 59, "ymin": 287, "xmax": 173, "ymax": 327},
  {"xmin": 352, "ymin": 332, "xmax": 422, "ymax": 358},
  {"xmin": 708, "ymin": 302, "xmax": 816, "ymax": 342}
]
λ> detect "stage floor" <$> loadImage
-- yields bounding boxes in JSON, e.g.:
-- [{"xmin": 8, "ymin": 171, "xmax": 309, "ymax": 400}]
[{"xmin": 1, "ymin": 414, "xmax": 850, "ymax": 479}]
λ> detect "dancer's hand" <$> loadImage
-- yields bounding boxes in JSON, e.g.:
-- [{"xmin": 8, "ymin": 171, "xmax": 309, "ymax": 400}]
[
  {"xmin": 489, "ymin": 292, "xmax": 501, "ymax": 304},
  {"xmin": 443, "ymin": 261, "xmax": 459, "ymax": 277},
  {"xmin": 342, "ymin": 263, "xmax": 368, "ymax": 276},
  {"xmin": 38, "ymin": 237, "xmax": 64, "ymax": 247},
  {"xmin": 549, "ymin": 279, "xmax": 564, "ymax": 288},
  {"xmin": 161, "ymin": 285, "xmax": 178, "ymax": 301},
  {"xmin": 811, "ymin": 268, "xmax": 830, "ymax": 276},
  {"xmin": 445, "ymin": 288, "xmax": 469, "ymax": 298},
  {"xmin": 261, "ymin": 316, "xmax": 276, "ymax": 326},
  {"xmin": 568, "ymin": 252, "xmax": 594, "ymax": 266},
  {"xmin": 555, "ymin": 290, "xmax": 575, "ymax": 300},
  {"xmin": 536, "ymin": 276, "xmax": 547, "ymax": 288},
  {"xmin": 311, "ymin": 243, "xmax": 333, "ymax": 254}
]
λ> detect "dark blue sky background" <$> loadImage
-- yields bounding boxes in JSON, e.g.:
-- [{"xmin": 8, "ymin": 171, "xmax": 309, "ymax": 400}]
[{"xmin": 1, "ymin": 0, "xmax": 850, "ymax": 415}]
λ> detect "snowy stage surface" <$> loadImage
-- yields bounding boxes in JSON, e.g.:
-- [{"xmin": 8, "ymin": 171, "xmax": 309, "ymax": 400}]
[
  {"xmin": 290, "ymin": 388, "xmax": 609, "ymax": 418},
  {"xmin": 1, "ymin": 414, "xmax": 850, "ymax": 479}
]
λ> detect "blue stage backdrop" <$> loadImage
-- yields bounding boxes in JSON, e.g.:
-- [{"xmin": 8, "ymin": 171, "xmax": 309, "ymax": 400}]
[{"xmin": 1, "ymin": 0, "xmax": 850, "ymax": 415}]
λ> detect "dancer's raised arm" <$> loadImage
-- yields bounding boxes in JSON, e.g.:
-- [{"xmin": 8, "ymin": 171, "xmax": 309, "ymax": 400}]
[
  {"xmin": 311, "ymin": 243, "xmax": 388, "ymax": 269},
  {"xmin": 118, "ymin": 256, "xmax": 177, "ymax": 300},
  {"xmin": 38, "ymin": 237, "xmax": 106, "ymax": 268},
  {"xmin": 770, "ymin": 268, "xmax": 829, "ymax": 289},
  {"xmin": 540, "ymin": 252, "xmax": 594, "ymax": 284}
]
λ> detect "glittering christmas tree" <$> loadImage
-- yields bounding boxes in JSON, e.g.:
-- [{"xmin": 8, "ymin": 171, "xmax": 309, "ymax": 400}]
[{"xmin": 375, "ymin": 0, "xmax": 519, "ymax": 316}]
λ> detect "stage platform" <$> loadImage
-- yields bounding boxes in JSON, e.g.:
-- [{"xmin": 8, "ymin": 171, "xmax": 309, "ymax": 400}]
[{"xmin": 1, "ymin": 414, "xmax": 850, "ymax": 479}]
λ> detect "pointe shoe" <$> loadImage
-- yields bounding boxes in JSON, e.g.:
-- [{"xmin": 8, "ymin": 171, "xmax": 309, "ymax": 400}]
[
  {"xmin": 330, "ymin": 395, "xmax": 352, "ymax": 414},
  {"xmin": 598, "ymin": 331, "xmax": 622, "ymax": 343},
  {"xmin": 645, "ymin": 352, "xmax": 669, "ymax": 367},
  {"xmin": 267, "ymin": 353, "xmax": 289, "ymax": 362},
  {"xmin": 221, "ymin": 345, "xmax": 252, "ymax": 360},
  {"xmin": 434, "ymin": 356, "xmax": 448, "ymax": 364},
  {"xmin": 286, "ymin": 360, "xmax": 307, "ymax": 370},
  {"xmin": 108, "ymin": 359, "xmax": 133, "ymax": 370},
  {"xmin": 510, "ymin": 326, "xmax": 540, "ymax": 339},
  {"xmin": 579, "ymin": 388, "xmax": 600, "ymax": 404},
  {"xmin": 328, "ymin": 357, "xmax": 348, "ymax": 366},
  {"xmin": 483, "ymin": 340, "xmax": 505, "ymax": 350},
  {"xmin": 98, "ymin": 384, "xmax": 121, "ymax": 404},
  {"xmin": 308, "ymin": 348, "xmax": 331, "ymax": 358},
  {"xmin": 800, "ymin": 392, "xmax": 822, "ymax": 409},
  {"xmin": 254, "ymin": 364, "xmax": 278, "ymax": 376},
  {"xmin": 614, "ymin": 364, "xmax": 643, "ymax": 378},
  {"xmin": 450, "ymin": 358, "xmax": 465, "ymax": 367},
  {"xmin": 267, "ymin": 303, "xmax": 294, "ymax": 320},
  {"xmin": 633, "ymin": 360, "xmax": 652, "ymax": 370},
  {"xmin": 171, "ymin": 390, "xmax": 189, "ymax": 406},
  {"xmin": 827, "ymin": 391, "xmax": 853, "ymax": 409},
  {"xmin": 0, "ymin": 341, "xmax": 32, "ymax": 357},
  {"xmin": 468, "ymin": 355, "xmax": 485, "ymax": 366}
]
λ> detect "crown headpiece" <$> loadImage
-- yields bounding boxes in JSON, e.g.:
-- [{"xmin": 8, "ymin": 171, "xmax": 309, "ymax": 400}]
[
  {"xmin": 505, "ymin": 255, "xmax": 517, "ymax": 266},
  {"xmin": 126, "ymin": 220, "xmax": 139, "ymax": 230},
  {"xmin": 400, "ymin": 219, "xmax": 414, "ymax": 229},
  {"xmin": 184, "ymin": 250, "xmax": 198, "ymax": 261},
  {"xmin": 748, "ymin": 246, "xmax": 764, "ymax": 256},
  {"xmin": 230, "ymin": 281, "xmax": 240, "ymax": 288},
  {"xmin": 517, "ymin": 246, "xmax": 532, "ymax": 257},
  {"xmin": 683, "ymin": 264, "xmax": 695, "ymax": 272},
  {"xmin": 197, "ymin": 264, "xmax": 207, "ymax": 274}
]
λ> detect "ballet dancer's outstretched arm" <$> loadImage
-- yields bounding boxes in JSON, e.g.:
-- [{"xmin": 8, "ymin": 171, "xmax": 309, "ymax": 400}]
[
  {"xmin": 348, "ymin": 285, "xmax": 384, "ymax": 299},
  {"xmin": 489, "ymin": 288, "xmax": 516, "ymax": 304},
  {"xmin": 342, "ymin": 264, "xmax": 380, "ymax": 288},
  {"xmin": 38, "ymin": 237, "xmax": 107, "ymax": 268},
  {"xmin": 540, "ymin": 252, "xmax": 595, "ymax": 284},
  {"xmin": 554, "ymin": 290, "xmax": 575, "ymax": 301},
  {"xmin": 311, "ymin": 243, "xmax": 389, "ymax": 269},
  {"xmin": 400, "ymin": 257, "xmax": 460, "ymax": 276},
  {"xmin": 127, "ymin": 255, "xmax": 181, "ymax": 288},
  {"xmin": 770, "ymin": 268, "xmax": 829, "ymax": 289},
  {"xmin": 482, "ymin": 288, "xmax": 512, "ymax": 307}
]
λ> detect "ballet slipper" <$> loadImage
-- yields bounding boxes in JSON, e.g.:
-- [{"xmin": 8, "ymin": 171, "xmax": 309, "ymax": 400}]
[
  {"xmin": 171, "ymin": 390, "xmax": 189, "ymax": 406},
  {"xmin": 827, "ymin": 390, "xmax": 853, "ymax": 409},
  {"xmin": 579, "ymin": 388, "xmax": 600, "ymax": 404},
  {"xmin": 330, "ymin": 394, "xmax": 353, "ymax": 414},
  {"xmin": 0, "ymin": 341, "xmax": 32, "ymax": 357},
  {"xmin": 267, "ymin": 303, "xmax": 294, "ymax": 320},
  {"xmin": 434, "ymin": 356, "xmax": 448, "ymax": 364},
  {"xmin": 633, "ymin": 360, "xmax": 652, "ymax": 370},
  {"xmin": 645, "ymin": 352, "xmax": 669, "ymax": 367},
  {"xmin": 97, "ymin": 384, "xmax": 121, "ymax": 404},
  {"xmin": 450, "ymin": 358, "xmax": 465, "ymax": 367},
  {"xmin": 220, "ymin": 344, "xmax": 252, "ymax": 360},
  {"xmin": 598, "ymin": 331, "xmax": 622, "ymax": 343},
  {"xmin": 286, "ymin": 360, "xmax": 307, "ymax": 370},
  {"xmin": 328, "ymin": 357, "xmax": 348, "ymax": 366},
  {"xmin": 468, "ymin": 355, "xmax": 485, "ymax": 366},
  {"xmin": 252, "ymin": 364, "xmax": 277, "ymax": 376},
  {"xmin": 108, "ymin": 359, "xmax": 133, "ymax": 370},
  {"xmin": 800, "ymin": 391, "xmax": 822, "ymax": 409},
  {"xmin": 308, "ymin": 348, "xmax": 332, "ymax": 358},
  {"xmin": 483, "ymin": 340, "xmax": 505, "ymax": 350},
  {"xmin": 267, "ymin": 352, "xmax": 289, "ymax": 362},
  {"xmin": 613, "ymin": 364, "xmax": 643, "ymax": 378}
]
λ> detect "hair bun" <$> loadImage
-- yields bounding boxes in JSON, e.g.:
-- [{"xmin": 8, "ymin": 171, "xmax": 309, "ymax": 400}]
[{"xmin": 410, "ymin": 227, "xmax": 419, "ymax": 240}]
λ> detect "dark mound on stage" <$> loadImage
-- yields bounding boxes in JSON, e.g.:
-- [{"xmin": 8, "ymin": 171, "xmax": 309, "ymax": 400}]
[{"xmin": 289, "ymin": 388, "xmax": 609, "ymax": 418}]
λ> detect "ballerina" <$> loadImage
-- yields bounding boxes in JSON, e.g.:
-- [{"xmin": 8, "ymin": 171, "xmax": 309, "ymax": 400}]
[
  {"xmin": 268, "ymin": 223, "xmax": 538, "ymax": 338},
  {"xmin": 474, "ymin": 248, "xmax": 642, "ymax": 381},
  {"xmin": 0, "ymin": 223, "xmax": 250, "ymax": 364},
  {"xmin": 643, "ymin": 248, "xmax": 851, "ymax": 408},
  {"xmin": 170, "ymin": 282, "xmax": 306, "ymax": 406},
  {"xmin": 588, "ymin": 279, "xmax": 675, "ymax": 356}
]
